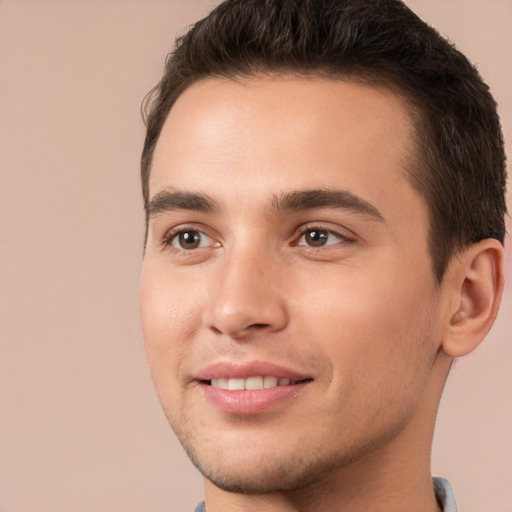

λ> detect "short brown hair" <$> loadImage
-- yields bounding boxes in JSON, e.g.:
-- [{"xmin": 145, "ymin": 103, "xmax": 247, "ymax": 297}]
[{"xmin": 141, "ymin": 0, "xmax": 507, "ymax": 281}]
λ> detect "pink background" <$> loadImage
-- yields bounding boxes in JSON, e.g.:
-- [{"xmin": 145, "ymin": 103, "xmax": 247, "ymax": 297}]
[{"xmin": 0, "ymin": 1, "xmax": 510, "ymax": 511}]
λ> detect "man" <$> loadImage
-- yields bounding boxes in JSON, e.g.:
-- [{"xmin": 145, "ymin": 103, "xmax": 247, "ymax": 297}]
[{"xmin": 139, "ymin": 1, "xmax": 507, "ymax": 511}]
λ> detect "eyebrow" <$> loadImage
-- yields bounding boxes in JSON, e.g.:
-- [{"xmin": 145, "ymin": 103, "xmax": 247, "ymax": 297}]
[
  {"xmin": 271, "ymin": 189, "xmax": 384, "ymax": 221},
  {"xmin": 147, "ymin": 187, "xmax": 384, "ymax": 222},
  {"xmin": 147, "ymin": 189, "xmax": 218, "ymax": 217}
]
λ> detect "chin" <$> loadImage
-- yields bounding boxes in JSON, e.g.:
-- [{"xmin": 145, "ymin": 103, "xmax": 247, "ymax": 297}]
[
  {"xmin": 191, "ymin": 453, "xmax": 327, "ymax": 494},
  {"xmin": 179, "ymin": 429, "xmax": 357, "ymax": 495},
  {"xmin": 166, "ymin": 392, "xmax": 415, "ymax": 495}
]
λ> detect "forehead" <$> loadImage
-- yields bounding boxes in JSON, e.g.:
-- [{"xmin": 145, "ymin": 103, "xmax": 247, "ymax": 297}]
[{"xmin": 150, "ymin": 76, "xmax": 421, "ymax": 219}]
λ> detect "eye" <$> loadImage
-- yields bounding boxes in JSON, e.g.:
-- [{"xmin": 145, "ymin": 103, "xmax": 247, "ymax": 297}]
[
  {"xmin": 169, "ymin": 229, "xmax": 213, "ymax": 250},
  {"xmin": 297, "ymin": 228, "xmax": 345, "ymax": 247}
]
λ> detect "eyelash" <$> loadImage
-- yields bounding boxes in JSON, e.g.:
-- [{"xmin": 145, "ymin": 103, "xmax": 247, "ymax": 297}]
[
  {"xmin": 293, "ymin": 224, "xmax": 356, "ymax": 249},
  {"xmin": 160, "ymin": 223, "xmax": 355, "ymax": 255},
  {"xmin": 161, "ymin": 225, "xmax": 217, "ymax": 255}
]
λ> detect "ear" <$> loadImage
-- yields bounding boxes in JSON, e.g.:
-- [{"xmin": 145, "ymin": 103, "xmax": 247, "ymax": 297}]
[{"xmin": 441, "ymin": 239, "xmax": 505, "ymax": 358}]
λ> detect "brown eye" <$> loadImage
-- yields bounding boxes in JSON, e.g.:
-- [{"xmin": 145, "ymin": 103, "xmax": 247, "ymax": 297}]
[
  {"xmin": 304, "ymin": 229, "xmax": 328, "ymax": 247},
  {"xmin": 298, "ymin": 229, "xmax": 344, "ymax": 248},
  {"xmin": 172, "ymin": 230, "xmax": 207, "ymax": 250}
]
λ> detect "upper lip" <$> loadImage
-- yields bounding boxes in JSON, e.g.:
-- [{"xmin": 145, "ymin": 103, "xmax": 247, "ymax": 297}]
[{"xmin": 195, "ymin": 360, "xmax": 312, "ymax": 381}]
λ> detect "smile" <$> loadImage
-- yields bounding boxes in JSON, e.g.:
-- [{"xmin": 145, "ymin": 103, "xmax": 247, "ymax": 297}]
[
  {"xmin": 209, "ymin": 376, "xmax": 299, "ymax": 390},
  {"xmin": 197, "ymin": 362, "xmax": 313, "ymax": 414}
]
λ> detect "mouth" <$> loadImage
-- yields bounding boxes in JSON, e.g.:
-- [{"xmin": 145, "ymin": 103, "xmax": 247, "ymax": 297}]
[
  {"xmin": 196, "ymin": 362, "xmax": 313, "ymax": 414},
  {"xmin": 205, "ymin": 376, "xmax": 308, "ymax": 390}
]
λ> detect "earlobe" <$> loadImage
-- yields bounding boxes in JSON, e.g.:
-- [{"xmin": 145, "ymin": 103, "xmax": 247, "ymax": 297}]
[{"xmin": 441, "ymin": 239, "xmax": 505, "ymax": 358}]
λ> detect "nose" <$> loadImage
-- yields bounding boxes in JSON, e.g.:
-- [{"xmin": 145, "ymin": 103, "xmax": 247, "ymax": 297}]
[{"xmin": 204, "ymin": 247, "xmax": 289, "ymax": 339}]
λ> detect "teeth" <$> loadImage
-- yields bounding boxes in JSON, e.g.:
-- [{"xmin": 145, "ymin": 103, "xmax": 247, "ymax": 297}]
[
  {"xmin": 263, "ymin": 376, "xmax": 278, "ymax": 388},
  {"xmin": 227, "ymin": 378, "xmax": 245, "ymax": 390},
  {"xmin": 217, "ymin": 378, "xmax": 228, "ymax": 389},
  {"xmin": 245, "ymin": 376, "xmax": 263, "ymax": 390},
  {"xmin": 210, "ymin": 376, "xmax": 296, "ymax": 390}
]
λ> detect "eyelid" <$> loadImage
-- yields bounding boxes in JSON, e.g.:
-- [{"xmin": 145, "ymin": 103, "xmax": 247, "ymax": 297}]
[
  {"xmin": 292, "ymin": 222, "xmax": 357, "ymax": 246},
  {"xmin": 160, "ymin": 223, "xmax": 221, "ymax": 253},
  {"xmin": 171, "ymin": 230, "xmax": 213, "ymax": 250},
  {"xmin": 157, "ymin": 221, "xmax": 356, "ymax": 255}
]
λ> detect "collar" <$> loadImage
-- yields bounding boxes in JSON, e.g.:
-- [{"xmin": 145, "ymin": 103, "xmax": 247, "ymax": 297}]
[{"xmin": 433, "ymin": 477, "xmax": 458, "ymax": 512}]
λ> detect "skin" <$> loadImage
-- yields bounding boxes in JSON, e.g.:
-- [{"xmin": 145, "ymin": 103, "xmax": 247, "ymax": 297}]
[{"xmin": 140, "ymin": 77, "xmax": 504, "ymax": 512}]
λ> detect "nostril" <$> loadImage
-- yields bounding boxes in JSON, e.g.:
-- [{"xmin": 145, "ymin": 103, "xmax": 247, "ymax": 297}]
[{"xmin": 250, "ymin": 323, "xmax": 270, "ymax": 329}]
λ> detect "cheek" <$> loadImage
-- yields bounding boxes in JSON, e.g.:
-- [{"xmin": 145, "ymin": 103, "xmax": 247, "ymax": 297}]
[
  {"xmin": 140, "ymin": 265, "xmax": 204, "ymax": 382},
  {"xmin": 293, "ymin": 264, "xmax": 437, "ymax": 391}
]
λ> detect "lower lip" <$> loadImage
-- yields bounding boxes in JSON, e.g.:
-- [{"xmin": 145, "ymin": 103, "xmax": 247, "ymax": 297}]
[{"xmin": 200, "ymin": 381, "xmax": 311, "ymax": 415}]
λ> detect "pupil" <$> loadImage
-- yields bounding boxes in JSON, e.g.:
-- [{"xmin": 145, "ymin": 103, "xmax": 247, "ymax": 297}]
[
  {"xmin": 306, "ymin": 230, "xmax": 327, "ymax": 247},
  {"xmin": 179, "ymin": 231, "xmax": 201, "ymax": 249}
]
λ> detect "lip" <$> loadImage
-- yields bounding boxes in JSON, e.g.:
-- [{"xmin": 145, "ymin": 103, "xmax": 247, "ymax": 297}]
[
  {"xmin": 196, "ymin": 361, "xmax": 313, "ymax": 415},
  {"xmin": 196, "ymin": 360, "xmax": 310, "ymax": 381}
]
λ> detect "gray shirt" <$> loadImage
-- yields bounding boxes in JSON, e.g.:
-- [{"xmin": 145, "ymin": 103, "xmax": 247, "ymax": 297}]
[{"xmin": 193, "ymin": 477, "xmax": 458, "ymax": 512}]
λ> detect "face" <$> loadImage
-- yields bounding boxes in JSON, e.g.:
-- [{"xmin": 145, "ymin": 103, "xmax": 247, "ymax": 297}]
[{"xmin": 140, "ymin": 77, "xmax": 444, "ymax": 494}]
